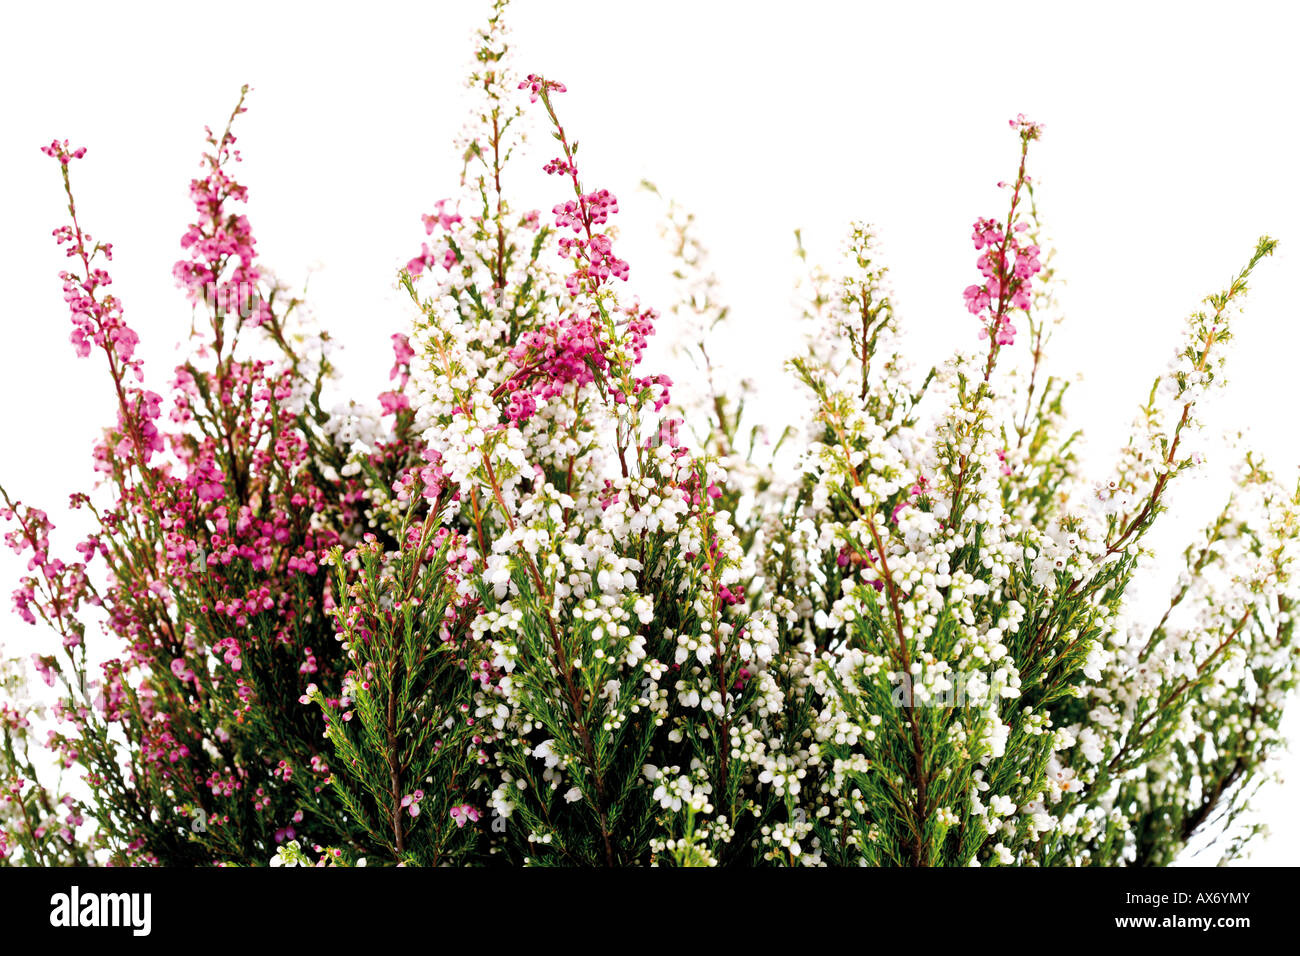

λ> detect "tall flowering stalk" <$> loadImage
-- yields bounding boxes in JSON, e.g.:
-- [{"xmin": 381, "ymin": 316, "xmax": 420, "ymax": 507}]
[{"xmin": 2, "ymin": 0, "xmax": 1294, "ymax": 868}]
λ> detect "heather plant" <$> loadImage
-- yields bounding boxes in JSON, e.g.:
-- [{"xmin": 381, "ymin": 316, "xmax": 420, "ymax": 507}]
[
  {"xmin": 1, "ymin": 91, "xmax": 427, "ymax": 866},
  {"xmin": 2, "ymin": 1, "xmax": 1296, "ymax": 868}
]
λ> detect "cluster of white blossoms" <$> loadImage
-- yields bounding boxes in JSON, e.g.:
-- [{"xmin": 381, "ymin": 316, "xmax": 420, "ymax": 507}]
[
  {"xmin": 1045, "ymin": 451, "xmax": 1300, "ymax": 864},
  {"xmin": 714, "ymin": 215, "xmax": 1289, "ymax": 864}
]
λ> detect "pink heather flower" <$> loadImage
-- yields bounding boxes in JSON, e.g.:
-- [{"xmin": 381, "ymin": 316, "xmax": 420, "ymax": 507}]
[
  {"xmin": 963, "ymin": 284, "xmax": 990, "ymax": 315},
  {"xmin": 450, "ymin": 803, "xmax": 480, "ymax": 828},
  {"xmin": 503, "ymin": 310, "xmax": 613, "ymax": 420},
  {"xmin": 171, "ymin": 109, "xmax": 271, "ymax": 333},
  {"xmin": 40, "ymin": 140, "xmax": 87, "ymax": 164},
  {"xmin": 519, "ymin": 73, "xmax": 566, "ymax": 102},
  {"xmin": 421, "ymin": 199, "xmax": 462, "ymax": 234},
  {"xmin": 553, "ymin": 200, "xmax": 583, "ymax": 233},
  {"xmin": 401, "ymin": 790, "xmax": 425, "ymax": 818},
  {"xmin": 1009, "ymin": 113, "xmax": 1044, "ymax": 139},
  {"xmin": 170, "ymin": 658, "xmax": 197, "ymax": 684},
  {"xmin": 965, "ymin": 143, "xmax": 1041, "ymax": 347},
  {"xmin": 379, "ymin": 390, "xmax": 410, "ymax": 416},
  {"xmin": 390, "ymin": 333, "xmax": 415, "ymax": 376},
  {"xmin": 976, "ymin": 315, "xmax": 1017, "ymax": 346},
  {"xmin": 406, "ymin": 243, "xmax": 434, "ymax": 276},
  {"xmin": 635, "ymin": 373, "xmax": 673, "ymax": 412},
  {"xmin": 406, "ymin": 241, "xmax": 457, "ymax": 277},
  {"xmin": 31, "ymin": 654, "xmax": 56, "ymax": 687},
  {"xmin": 718, "ymin": 584, "xmax": 745, "ymax": 607},
  {"xmin": 971, "ymin": 218, "xmax": 1004, "ymax": 251}
]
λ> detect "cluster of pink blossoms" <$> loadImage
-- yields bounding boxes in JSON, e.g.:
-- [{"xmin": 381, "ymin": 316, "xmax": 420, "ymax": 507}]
[
  {"xmin": 39, "ymin": 139, "xmax": 86, "ymax": 164},
  {"xmin": 552, "ymin": 190, "xmax": 629, "ymax": 295},
  {"xmin": 45, "ymin": 144, "xmax": 145, "ymax": 398},
  {"xmin": 400, "ymin": 789, "xmax": 425, "ymax": 818},
  {"xmin": 407, "ymin": 200, "xmax": 462, "ymax": 277},
  {"xmin": 1009, "ymin": 112, "xmax": 1045, "ymax": 137},
  {"xmin": 3, "ymin": 487, "xmax": 98, "ymax": 646},
  {"xmin": 491, "ymin": 75, "xmax": 672, "ymax": 426},
  {"xmin": 518, "ymin": 73, "xmax": 566, "ymax": 102},
  {"xmin": 528, "ymin": 76, "xmax": 632, "ymax": 298},
  {"xmin": 380, "ymin": 333, "xmax": 416, "ymax": 416},
  {"xmin": 962, "ymin": 116, "xmax": 1044, "ymax": 346},
  {"xmin": 0, "ymin": 90, "xmax": 459, "ymax": 861},
  {"xmin": 449, "ymin": 803, "xmax": 480, "ymax": 828},
  {"xmin": 172, "ymin": 101, "xmax": 272, "ymax": 329},
  {"xmin": 504, "ymin": 312, "xmax": 607, "ymax": 421},
  {"xmin": 963, "ymin": 217, "xmax": 1042, "ymax": 345}
]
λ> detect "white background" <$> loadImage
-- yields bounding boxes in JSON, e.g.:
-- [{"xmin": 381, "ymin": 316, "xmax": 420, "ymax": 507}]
[{"xmin": 1, "ymin": 0, "xmax": 1297, "ymax": 864}]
